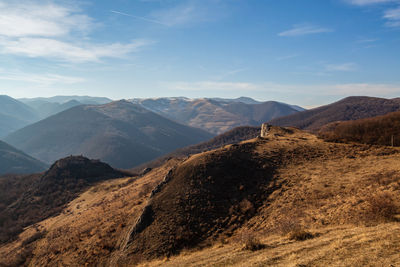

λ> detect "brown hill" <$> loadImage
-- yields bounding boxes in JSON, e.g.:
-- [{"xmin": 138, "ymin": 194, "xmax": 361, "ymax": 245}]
[
  {"xmin": 1, "ymin": 128, "xmax": 400, "ymax": 266},
  {"xmin": 269, "ymin": 96, "xmax": 400, "ymax": 131},
  {"xmin": 0, "ymin": 156, "xmax": 126, "ymax": 244},
  {"xmin": 319, "ymin": 110, "xmax": 400, "ymax": 146}
]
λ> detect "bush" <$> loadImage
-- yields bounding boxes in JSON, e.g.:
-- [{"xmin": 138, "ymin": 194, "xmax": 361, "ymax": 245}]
[
  {"xmin": 238, "ymin": 229, "xmax": 265, "ymax": 251},
  {"xmin": 364, "ymin": 192, "xmax": 398, "ymax": 223},
  {"xmin": 287, "ymin": 230, "xmax": 314, "ymax": 241}
]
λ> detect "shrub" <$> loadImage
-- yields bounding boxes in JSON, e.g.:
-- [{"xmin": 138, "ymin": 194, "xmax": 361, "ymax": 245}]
[
  {"xmin": 287, "ymin": 230, "xmax": 314, "ymax": 241},
  {"xmin": 238, "ymin": 229, "xmax": 265, "ymax": 251},
  {"xmin": 364, "ymin": 192, "xmax": 398, "ymax": 223}
]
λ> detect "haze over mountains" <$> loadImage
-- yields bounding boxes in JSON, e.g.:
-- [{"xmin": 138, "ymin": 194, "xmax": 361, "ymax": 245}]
[
  {"xmin": 131, "ymin": 97, "xmax": 303, "ymax": 134},
  {"xmin": 0, "ymin": 95, "xmax": 39, "ymax": 137},
  {"xmin": 0, "ymin": 95, "xmax": 111, "ymax": 137},
  {"xmin": 5, "ymin": 100, "xmax": 213, "ymax": 169},
  {"xmin": 0, "ymin": 140, "xmax": 47, "ymax": 175}
]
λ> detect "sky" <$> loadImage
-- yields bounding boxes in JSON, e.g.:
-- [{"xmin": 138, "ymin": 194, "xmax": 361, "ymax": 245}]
[{"xmin": 0, "ymin": 0, "xmax": 399, "ymax": 107}]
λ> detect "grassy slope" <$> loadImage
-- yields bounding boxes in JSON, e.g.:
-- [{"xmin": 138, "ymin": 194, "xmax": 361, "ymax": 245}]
[
  {"xmin": 319, "ymin": 110, "xmax": 400, "ymax": 147},
  {"xmin": 1, "ymin": 129, "xmax": 399, "ymax": 266}
]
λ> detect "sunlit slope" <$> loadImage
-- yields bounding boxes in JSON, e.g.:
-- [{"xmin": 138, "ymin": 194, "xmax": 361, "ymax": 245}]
[{"xmin": 1, "ymin": 127, "xmax": 399, "ymax": 266}]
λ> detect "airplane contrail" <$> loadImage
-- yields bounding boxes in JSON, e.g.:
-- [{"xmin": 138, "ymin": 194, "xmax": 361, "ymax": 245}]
[{"xmin": 110, "ymin": 10, "xmax": 167, "ymax": 26}]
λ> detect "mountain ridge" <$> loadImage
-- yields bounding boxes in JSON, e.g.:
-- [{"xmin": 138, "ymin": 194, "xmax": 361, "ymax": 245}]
[
  {"xmin": 5, "ymin": 100, "xmax": 213, "ymax": 169},
  {"xmin": 269, "ymin": 96, "xmax": 400, "ymax": 131}
]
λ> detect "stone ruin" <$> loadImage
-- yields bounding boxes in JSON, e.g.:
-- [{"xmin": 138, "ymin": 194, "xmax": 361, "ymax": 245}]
[{"xmin": 260, "ymin": 123, "xmax": 271, "ymax": 137}]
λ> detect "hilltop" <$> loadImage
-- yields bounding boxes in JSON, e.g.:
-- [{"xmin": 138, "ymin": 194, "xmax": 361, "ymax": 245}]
[
  {"xmin": 1, "ymin": 127, "xmax": 399, "ymax": 266},
  {"xmin": 4, "ymin": 100, "xmax": 213, "ymax": 169},
  {"xmin": 269, "ymin": 96, "xmax": 400, "ymax": 131}
]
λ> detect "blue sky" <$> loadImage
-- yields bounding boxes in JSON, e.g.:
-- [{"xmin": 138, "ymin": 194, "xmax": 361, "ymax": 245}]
[{"xmin": 0, "ymin": 0, "xmax": 399, "ymax": 107}]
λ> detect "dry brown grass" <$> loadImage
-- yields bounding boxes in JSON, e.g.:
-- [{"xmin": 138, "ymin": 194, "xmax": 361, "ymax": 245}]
[
  {"xmin": 237, "ymin": 228, "xmax": 265, "ymax": 251},
  {"xmin": 1, "ymin": 129, "xmax": 400, "ymax": 266},
  {"xmin": 0, "ymin": 158, "xmax": 181, "ymax": 267}
]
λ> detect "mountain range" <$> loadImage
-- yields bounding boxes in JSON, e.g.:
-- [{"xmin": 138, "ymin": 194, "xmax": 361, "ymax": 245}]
[
  {"xmin": 4, "ymin": 100, "xmax": 213, "ymax": 169},
  {"xmin": 130, "ymin": 97, "xmax": 303, "ymax": 134}
]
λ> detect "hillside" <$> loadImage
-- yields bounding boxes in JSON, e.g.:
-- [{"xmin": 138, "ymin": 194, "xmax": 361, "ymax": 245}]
[
  {"xmin": 0, "ymin": 95, "xmax": 39, "ymax": 137},
  {"xmin": 319, "ymin": 110, "xmax": 400, "ymax": 146},
  {"xmin": 0, "ymin": 156, "xmax": 126, "ymax": 244},
  {"xmin": 4, "ymin": 100, "xmax": 213, "ymax": 169},
  {"xmin": 269, "ymin": 96, "xmax": 400, "ymax": 131},
  {"xmin": 0, "ymin": 140, "xmax": 47, "ymax": 175},
  {"xmin": 131, "ymin": 97, "xmax": 301, "ymax": 134},
  {"xmin": 1, "ymin": 127, "xmax": 399, "ymax": 266}
]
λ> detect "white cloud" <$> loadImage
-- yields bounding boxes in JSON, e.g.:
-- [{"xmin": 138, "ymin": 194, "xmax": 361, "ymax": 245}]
[
  {"xmin": 149, "ymin": 1, "xmax": 222, "ymax": 27},
  {"xmin": 0, "ymin": 37, "xmax": 153, "ymax": 63},
  {"xmin": 165, "ymin": 81, "xmax": 400, "ymax": 97},
  {"xmin": 344, "ymin": 0, "xmax": 400, "ymax": 27},
  {"xmin": 345, "ymin": 0, "xmax": 395, "ymax": 6},
  {"xmin": 0, "ymin": 70, "xmax": 84, "ymax": 85},
  {"xmin": 384, "ymin": 7, "xmax": 400, "ymax": 26},
  {"xmin": 278, "ymin": 24, "xmax": 333, "ymax": 37},
  {"xmin": 0, "ymin": 1, "xmax": 153, "ymax": 62},
  {"xmin": 325, "ymin": 63, "xmax": 358, "ymax": 72},
  {"xmin": 0, "ymin": 1, "xmax": 92, "ymax": 38}
]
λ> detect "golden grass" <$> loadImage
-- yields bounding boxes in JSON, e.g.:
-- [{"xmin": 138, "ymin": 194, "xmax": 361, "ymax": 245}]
[
  {"xmin": 1, "ymin": 129, "xmax": 400, "ymax": 266},
  {"xmin": 140, "ymin": 223, "xmax": 400, "ymax": 267}
]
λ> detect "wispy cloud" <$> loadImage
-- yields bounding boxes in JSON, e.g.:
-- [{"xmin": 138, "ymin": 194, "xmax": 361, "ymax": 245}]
[
  {"xmin": 0, "ymin": 1, "xmax": 154, "ymax": 62},
  {"xmin": 276, "ymin": 54, "xmax": 300, "ymax": 61},
  {"xmin": 325, "ymin": 62, "xmax": 358, "ymax": 72},
  {"xmin": 345, "ymin": 0, "xmax": 400, "ymax": 27},
  {"xmin": 165, "ymin": 81, "xmax": 400, "ymax": 97},
  {"xmin": 384, "ymin": 7, "xmax": 400, "ymax": 26},
  {"xmin": 149, "ymin": 0, "xmax": 224, "ymax": 27},
  {"xmin": 344, "ymin": 0, "xmax": 395, "ymax": 6},
  {"xmin": 278, "ymin": 24, "xmax": 333, "ymax": 37},
  {"xmin": 0, "ymin": 70, "xmax": 84, "ymax": 85},
  {"xmin": 0, "ymin": 37, "xmax": 153, "ymax": 63},
  {"xmin": 110, "ymin": 10, "xmax": 167, "ymax": 26}
]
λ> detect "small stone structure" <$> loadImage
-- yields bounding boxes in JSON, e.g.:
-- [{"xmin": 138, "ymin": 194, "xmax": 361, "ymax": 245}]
[{"xmin": 260, "ymin": 123, "xmax": 271, "ymax": 137}]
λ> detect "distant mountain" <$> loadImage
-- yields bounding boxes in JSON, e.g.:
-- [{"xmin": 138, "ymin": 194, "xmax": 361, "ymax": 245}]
[
  {"xmin": 130, "ymin": 97, "xmax": 301, "ymax": 134},
  {"xmin": 0, "ymin": 95, "xmax": 39, "ymax": 137},
  {"xmin": 0, "ymin": 140, "xmax": 47, "ymax": 175},
  {"xmin": 19, "ymin": 95, "xmax": 112, "ymax": 105},
  {"xmin": 269, "ymin": 96, "xmax": 400, "ymax": 131},
  {"xmin": 23, "ymin": 99, "xmax": 83, "ymax": 118},
  {"xmin": 209, "ymin": 96, "xmax": 261, "ymax": 105},
  {"xmin": 5, "ymin": 100, "xmax": 213, "ymax": 169}
]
